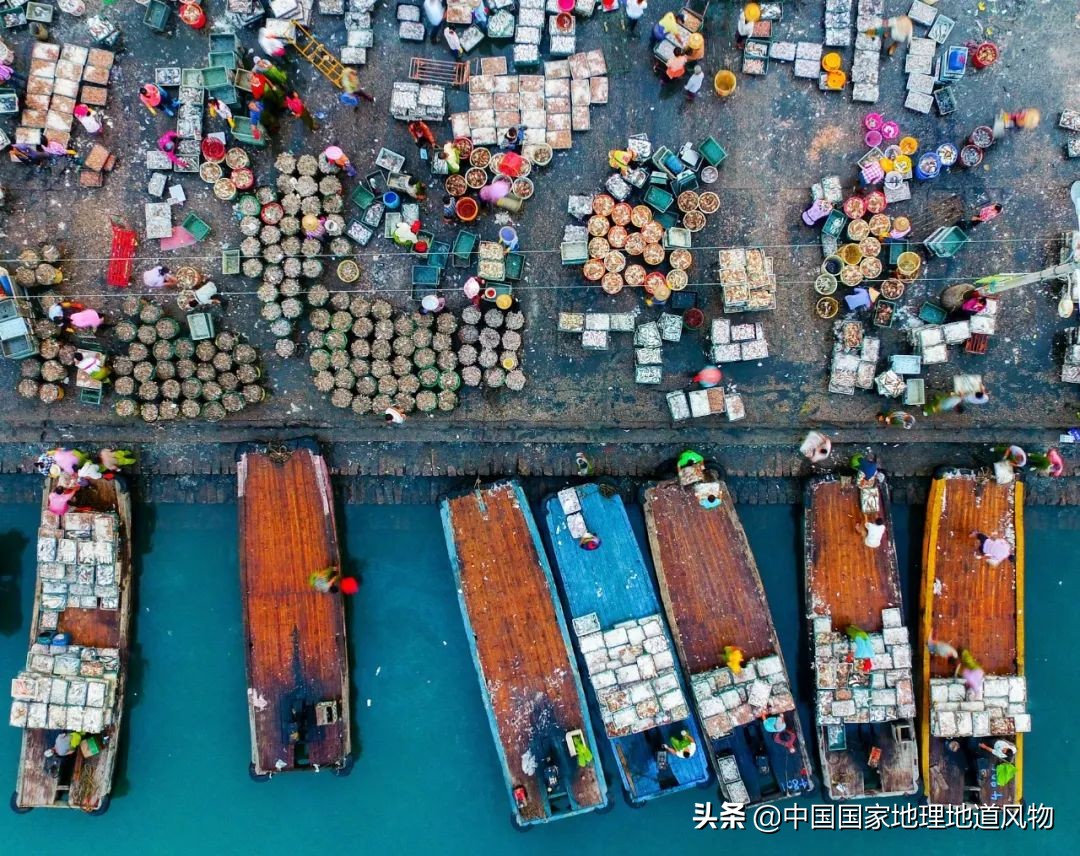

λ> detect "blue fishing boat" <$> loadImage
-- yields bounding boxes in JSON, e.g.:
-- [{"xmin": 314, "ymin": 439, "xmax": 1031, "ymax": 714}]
[
  {"xmin": 442, "ymin": 482, "xmax": 608, "ymax": 828},
  {"xmin": 544, "ymin": 483, "xmax": 711, "ymax": 804}
]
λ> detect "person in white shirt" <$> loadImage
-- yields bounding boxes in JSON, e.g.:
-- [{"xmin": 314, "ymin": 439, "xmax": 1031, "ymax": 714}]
[
  {"xmin": 684, "ymin": 65, "xmax": 705, "ymax": 99},
  {"xmin": 857, "ymin": 516, "xmax": 886, "ymax": 549},
  {"xmin": 444, "ymin": 27, "xmax": 463, "ymax": 58},
  {"xmin": 423, "ymin": 0, "xmax": 445, "ymax": 44},
  {"xmin": 625, "ymin": 0, "xmax": 647, "ymax": 32}
]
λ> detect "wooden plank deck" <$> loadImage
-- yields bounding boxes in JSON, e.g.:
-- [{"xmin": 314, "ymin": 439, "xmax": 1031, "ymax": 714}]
[
  {"xmin": 237, "ymin": 442, "xmax": 351, "ymax": 776},
  {"xmin": 16, "ymin": 477, "xmax": 132, "ymax": 812},
  {"xmin": 442, "ymin": 482, "xmax": 605, "ymax": 824},
  {"xmin": 644, "ymin": 480, "xmax": 775, "ymax": 668},
  {"xmin": 805, "ymin": 478, "xmax": 901, "ymax": 630},
  {"xmin": 804, "ymin": 477, "xmax": 917, "ymax": 800},
  {"xmin": 920, "ymin": 472, "xmax": 1024, "ymax": 805},
  {"xmin": 644, "ymin": 478, "xmax": 816, "ymax": 804}
]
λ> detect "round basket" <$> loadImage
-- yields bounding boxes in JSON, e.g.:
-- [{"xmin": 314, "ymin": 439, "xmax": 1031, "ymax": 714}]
[
  {"xmin": 200, "ymin": 161, "xmax": 223, "ymax": 184},
  {"xmin": 698, "ymin": 192, "xmax": 720, "ymax": 214},
  {"xmin": 225, "ymin": 148, "xmax": 250, "ymax": 170},
  {"xmin": 445, "ymin": 174, "xmax": 467, "ymax": 197},
  {"xmin": 213, "ymin": 177, "xmax": 237, "ymax": 200},
  {"xmin": 588, "ymin": 237, "xmax": 610, "ymax": 259},
  {"xmin": 337, "ymin": 260, "xmax": 360, "ymax": 282},
  {"xmin": 470, "ymin": 147, "xmax": 491, "ymax": 168},
  {"xmin": 601, "ymin": 272, "xmax": 624, "ymax": 294},
  {"xmin": 669, "ymin": 249, "xmax": 692, "ymax": 271},
  {"xmin": 582, "ymin": 259, "xmax": 605, "ymax": 281},
  {"xmin": 465, "ymin": 167, "xmax": 488, "ymax": 190}
]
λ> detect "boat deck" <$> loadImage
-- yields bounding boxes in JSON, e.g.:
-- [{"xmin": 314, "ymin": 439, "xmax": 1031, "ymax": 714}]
[
  {"xmin": 16, "ymin": 477, "xmax": 131, "ymax": 812},
  {"xmin": 237, "ymin": 442, "xmax": 351, "ymax": 775},
  {"xmin": 644, "ymin": 478, "xmax": 815, "ymax": 803},
  {"xmin": 644, "ymin": 480, "xmax": 775, "ymax": 667},
  {"xmin": 442, "ymin": 482, "xmax": 605, "ymax": 824},
  {"xmin": 921, "ymin": 472, "xmax": 1024, "ymax": 805},
  {"xmin": 805, "ymin": 479, "xmax": 901, "ymax": 628},
  {"xmin": 805, "ymin": 477, "xmax": 917, "ymax": 800},
  {"xmin": 544, "ymin": 484, "xmax": 711, "ymax": 803}
]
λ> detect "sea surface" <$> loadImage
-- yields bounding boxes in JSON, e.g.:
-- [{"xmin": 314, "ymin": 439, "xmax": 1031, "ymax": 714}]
[{"xmin": 0, "ymin": 497, "xmax": 1076, "ymax": 856}]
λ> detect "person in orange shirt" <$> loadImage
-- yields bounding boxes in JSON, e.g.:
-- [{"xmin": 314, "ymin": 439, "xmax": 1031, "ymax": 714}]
[
  {"xmin": 665, "ymin": 48, "xmax": 688, "ymax": 80},
  {"xmin": 686, "ymin": 32, "xmax": 705, "ymax": 61}
]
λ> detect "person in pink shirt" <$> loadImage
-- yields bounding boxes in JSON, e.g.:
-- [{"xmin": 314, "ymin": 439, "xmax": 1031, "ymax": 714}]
[
  {"xmin": 47, "ymin": 485, "xmax": 79, "ymax": 516},
  {"xmin": 68, "ymin": 307, "xmax": 103, "ymax": 332}
]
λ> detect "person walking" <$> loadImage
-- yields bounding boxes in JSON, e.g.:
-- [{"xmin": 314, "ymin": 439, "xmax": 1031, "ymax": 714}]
[
  {"xmin": 444, "ymin": 27, "xmax": 464, "ymax": 58},
  {"xmin": 257, "ymin": 27, "xmax": 287, "ymax": 58},
  {"xmin": 384, "ymin": 406, "xmax": 407, "ymax": 424},
  {"xmin": 423, "ymin": 0, "xmax": 445, "ymax": 44},
  {"xmin": 67, "ymin": 306, "xmax": 104, "ymax": 332},
  {"xmin": 692, "ymin": 366, "xmax": 722, "ymax": 387},
  {"xmin": 923, "ymin": 390, "xmax": 964, "ymax": 415},
  {"xmin": 285, "ymin": 91, "xmax": 318, "ymax": 130},
  {"xmin": 73, "ymin": 104, "xmax": 102, "ymax": 135},
  {"xmin": 139, "ymin": 84, "xmax": 176, "ymax": 117},
  {"xmin": 442, "ymin": 195, "xmax": 456, "ymax": 223},
  {"xmin": 625, "ymin": 0, "xmax": 647, "ymax": 33},
  {"xmin": 248, "ymin": 99, "xmax": 266, "ymax": 137},
  {"xmin": 684, "ymin": 65, "xmax": 705, "ymax": 100},
  {"xmin": 99, "ymin": 448, "xmax": 136, "ymax": 472}
]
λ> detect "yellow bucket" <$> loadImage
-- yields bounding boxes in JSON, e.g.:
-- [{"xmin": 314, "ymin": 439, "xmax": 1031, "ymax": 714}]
[
  {"xmin": 839, "ymin": 243, "xmax": 863, "ymax": 266},
  {"xmin": 495, "ymin": 293, "xmax": 514, "ymax": 310},
  {"xmin": 714, "ymin": 70, "xmax": 737, "ymax": 97},
  {"xmin": 896, "ymin": 251, "xmax": 922, "ymax": 278},
  {"xmin": 822, "ymin": 52, "xmax": 842, "ymax": 71},
  {"xmin": 825, "ymin": 70, "xmax": 847, "ymax": 90},
  {"xmin": 899, "ymin": 136, "xmax": 919, "ymax": 155}
]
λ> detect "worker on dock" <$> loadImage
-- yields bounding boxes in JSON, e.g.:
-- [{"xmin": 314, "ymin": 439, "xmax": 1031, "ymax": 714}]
[
  {"xmin": 578, "ymin": 532, "xmax": 601, "ymax": 550},
  {"xmin": 800, "ymin": 430, "xmax": 832, "ymax": 462},
  {"xmin": 99, "ymin": 448, "xmax": 136, "ymax": 472},
  {"xmin": 723, "ymin": 645, "xmax": 744, "ymax": 673},
  {"xmin": 47, "ymin": 484, "xmax": 80, "ymax": 516},
  {"xmin": 927, "ymin": 639, "xmax": 959, "ymax": 661},
  {"xmin": 956, "ymin": 649, "xmax": 985, "ymax": 698}
]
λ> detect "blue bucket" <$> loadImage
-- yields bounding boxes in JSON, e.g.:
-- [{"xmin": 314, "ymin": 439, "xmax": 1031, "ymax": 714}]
[{"xmin": 382, "ymin": 191, "xmax": 401, "ymax": 211}]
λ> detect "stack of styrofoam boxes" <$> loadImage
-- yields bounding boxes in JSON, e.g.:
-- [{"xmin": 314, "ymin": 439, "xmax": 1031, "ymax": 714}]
[
  {"xmin": 851, "ymin": 0, "xmax": 882, "ymax": 102},
  {"xmin": 710, "ymin": 317, "xmax": 770, "ymax": 365},
  {"xmin": 389, "ymin": 81, "xmax": 446, "ymax": 121},
  {"xmin": 794, "ymin": 41, "xmax": 823, "ymax": 80},
  {"xmin": 18, "ymin": 42, "xmax": 99, "ymax": 150},
  {"xmin": 514, "ymin": 1, "xmax": 543, "ymax": 66},
  {"xmin": 719, "ymin": 247, "xmax": 777, "ymax": 312},
  {"xmin": 829, "ymin": 323, "xmax": 876, "ymax": 395},
  {"xmin": 557, "ymin": 310, "xmax": 635, "ymax": 351},
  {"xmin": 35, "ymin": 510, "xmax": 120, "ymax": 620},
  {"xmin": 716, "ymin": 756, "xmax": 750, "ymax": 805},
  {"xmin": 904, "ymin": 36, "xmax": 938, "ymax": 114},
  {"xmin": 691, "ymin": 654, "xmax": 794, "ymax": 740},
  {"xmin": 1062, "ymin": 328, "xmax": 1080, "ymax": 384},
  {"xmin": 10, "ymin": 645, "xmax": 119, "ymax": 733},
  {"xmin": 823, "ymin": 0, "xmax": 852, "ymax": 48},
  {"xmin": 573, "ymin": 611, "xmax": 687, "ymax": 737},
  {"xmin": 813, "ymin": 609, "xmax": 916, "ymax": 727},
  {"xmin": 929, "ymin": 675, "xmax": 1032, "ymax": 739},
  {"xmin": 341, "ymin": 0, "xmax": 376, "ymax": 66},
  {"xmin": 547, "ymin": 12, "xmax": 575, "ymax": 58}
]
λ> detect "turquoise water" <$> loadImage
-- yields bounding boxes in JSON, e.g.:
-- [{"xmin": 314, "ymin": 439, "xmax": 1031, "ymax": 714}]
[{"xmin": 0, "ymin": 499, "xmax": 1076, "ymax": 855}]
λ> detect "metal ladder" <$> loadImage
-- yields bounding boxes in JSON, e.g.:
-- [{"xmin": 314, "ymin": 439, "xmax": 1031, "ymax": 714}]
[{"xmin": 289, "ymin": 23, "xmax": 346, "ymax": 89}]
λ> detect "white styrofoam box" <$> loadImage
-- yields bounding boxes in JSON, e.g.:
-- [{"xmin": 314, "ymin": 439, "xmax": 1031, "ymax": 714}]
[
  {"xmin": 578, "ymin": 631, "xmax": 604, "ymax": 654},
  {"xmin": 557, "ymin": 487, "xmax": 581, "ymax": 515},
  {"xmin": 566, "ymin": 512, "xmax": 588, "ymax": 539}
]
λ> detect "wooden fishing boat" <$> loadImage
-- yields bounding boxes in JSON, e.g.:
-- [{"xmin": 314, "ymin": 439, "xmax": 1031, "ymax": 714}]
[
  {"xmin": 237, "ymin": 440, "xmax": 351, "ymax": 778},
  {"xmin": 643, "ymin": 474, "xmax": 815, "ymax": 805},
  {"xmin": 442, "ymin": 482, "xmax": 608, "ymax": 827},
  {"xmin": 544, "ymin": 483, "xmax": 711, "ymax": 804},
  {"xmin": 9, "ymin": 476, "xmax": 132, "ymax": 813},
  {"xmin": 804, "ymin": 475, "xmax": 919, "ymax": 800},
  {"xmin": 920, "ymin": 469, "xmax": 1029, "ymax": 805}
]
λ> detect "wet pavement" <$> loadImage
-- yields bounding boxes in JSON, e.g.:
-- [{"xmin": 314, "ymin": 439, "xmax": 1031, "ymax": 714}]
[{"xmin": 1, "ymin": 2, "xmax": 1079, "ymax": 472}]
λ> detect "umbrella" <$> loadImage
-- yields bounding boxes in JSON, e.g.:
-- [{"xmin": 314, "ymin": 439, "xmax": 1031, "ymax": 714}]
[{"xmin": 324, "ymin": 145, "xmax": 343, "ymax": 161}]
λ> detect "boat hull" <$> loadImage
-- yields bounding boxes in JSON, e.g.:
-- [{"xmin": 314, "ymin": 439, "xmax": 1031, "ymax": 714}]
[
  {"xmin": 442, "ymin": 481, "xmax": 607, "ymax": 826},
  {"xmin": 920, "ymin": 470, "xmax": 1025, "ymax": 805},
  {"xmin": 804, "ymin": 476, "xmax": 919, "ymax": 800},
  {"xmin": 644, "ymin": 478, "xmax": 815, "ymax": 805},
  {"xmin": 237, "ymin": 440, "xmax": 351, "ymax": 777},
  {"xmin": 13, "ymin": 477, "xmax": 132, "ymax": 812}
]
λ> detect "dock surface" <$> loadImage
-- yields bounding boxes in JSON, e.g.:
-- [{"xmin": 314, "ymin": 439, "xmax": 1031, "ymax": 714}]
[
  {"xmin": 238, "ymin": 443, "xmax": 351, "ymax": 775},
  {"xmin": 921, "ymin": 472, "xmax": 1025, "ymax": 805},
  {"xmin": 443, "ymin": 482, "xmax": 605, "ymax": 823}
]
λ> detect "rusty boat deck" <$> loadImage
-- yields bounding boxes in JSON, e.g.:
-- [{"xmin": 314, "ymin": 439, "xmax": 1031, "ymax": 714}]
[
  {"xmin": 441, "ymin": 482, "xmax": 607, "ymax": 826},
  {"xmin": 643, "ymin": 478, "xmax": 815, "ymax": 804},
  {"xmin": 13, "ymin": 476, "xmax": 132, "ymax": 813},
  {"xmin": 804, "ymin": 476, "xmax": 919, "ymax": 800},
  {"xmin": 237, "ymin": 441, "xmax": 351, "ymax": 777},
  {"xmin": 921, "ymin": 470, "xmax": 1027, "ymax": 805}
]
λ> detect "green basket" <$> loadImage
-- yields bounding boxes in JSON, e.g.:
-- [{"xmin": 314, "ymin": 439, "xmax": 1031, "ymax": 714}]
[
  {"xmin": 699, "ymin": 136, "xmax": 726, "ymax": 167},
  {"xmin": 350, "ymin": 184, "xmax": 375, "ymax": 210},
  {"xmin": 182, "ymin": 213, "xmax": 211, "ymax": 241},
  {"xmin": 504, "ymin": 252, "xmax": 524, "ymax": 280},
  {"xmin": 644, "ymin": 185, "xmax": 674, "ymax": 213}
]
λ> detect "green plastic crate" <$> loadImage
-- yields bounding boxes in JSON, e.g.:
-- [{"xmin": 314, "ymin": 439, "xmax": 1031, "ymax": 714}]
[
  {"xmin": 182, "ymin": 213, "xmax": 211, "ymax": 241},
  {"xmin": 644, "ymin": 186, "xmax": 674, "ymax": 213},
  {"xmin": 699, "ymin": 136, "xmax": 726, "ymax": 167},
  {"xmin": 504, "ymin": 252, "xmax": 524, "ymax": 280},
  {"xmin": 350, "ymin": 184, "xmax": 375, "ymax": 210}
]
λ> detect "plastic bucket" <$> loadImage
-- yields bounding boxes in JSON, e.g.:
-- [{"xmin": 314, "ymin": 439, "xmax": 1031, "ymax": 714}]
[
  {"xmin": 498, "ymin": 226, "xmax": 518, "ymax": 249},
  {"xmin": 821, "ymin": 255, "xmax": 843, "ymax": 276},
  {"xmin": 382, "ymin": 191, "xmax": 401, "ymax": 211},
  {"xmin": 557, "ymin": 0, "xmax": 574, "ymax": 10},
  {"xmin": 713, "ymin": 70, "xmax": 737, "ymax": 97},
  {"xmin": 455, "ymin": 197, "xmax": 478, "ymax": 222}
]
